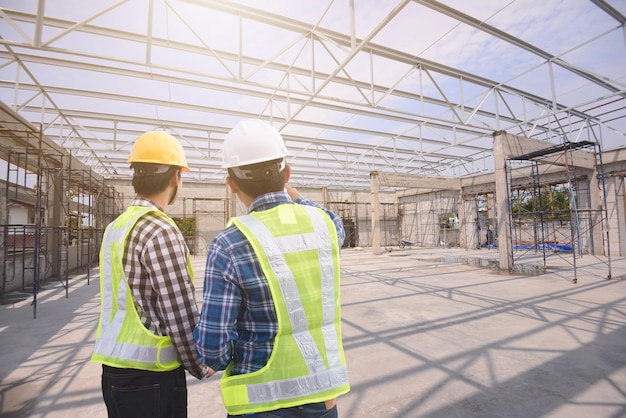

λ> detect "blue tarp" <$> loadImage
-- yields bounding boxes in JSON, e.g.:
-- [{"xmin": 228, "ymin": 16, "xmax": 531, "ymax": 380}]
[
  {"xmin": 515, "ymin": 243, "xmax": 573, "ymax": 252},
  {"xmin": 481, "ymin": 243, "xmax": 573, "ymax": 252}
]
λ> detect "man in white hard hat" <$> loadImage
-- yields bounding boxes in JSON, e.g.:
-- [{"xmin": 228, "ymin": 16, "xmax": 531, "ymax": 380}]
[
  {"xmin": 92, "ymin": 131, "xmax": 212, "ymax": 418},
  {"xmin": 194, "ymin": 119, "xmax": 350, "ymax": 417}
]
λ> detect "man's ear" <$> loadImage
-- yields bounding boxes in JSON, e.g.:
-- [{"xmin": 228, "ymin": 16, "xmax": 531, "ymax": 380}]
[
  {"xmin": 170, "ymin": 169, "xmax": 181, "ymax": 186},
  {"xmin": 226, "ymin": 176, "xmax": 239, "ymax": 193},
  {"xmin": 284, "ymin": 164, "xmax": 291, "ymax": 183}
]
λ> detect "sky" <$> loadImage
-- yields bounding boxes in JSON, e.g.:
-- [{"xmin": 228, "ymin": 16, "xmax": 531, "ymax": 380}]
[{"xmin": 0, "ymin": 0, "xmax": 624, "ymax": 188}]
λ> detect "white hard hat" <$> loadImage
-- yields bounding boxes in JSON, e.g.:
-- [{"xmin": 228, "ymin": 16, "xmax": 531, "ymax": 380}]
[{"xmin": 222, "ymin": 119, "xmax": 288, "ymax": 168}]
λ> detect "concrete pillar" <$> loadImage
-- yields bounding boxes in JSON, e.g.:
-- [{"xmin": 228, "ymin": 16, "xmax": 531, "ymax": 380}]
[
  {"xmin": 49, "ymin": 172, "xmax": 63, "ymax": 278},
  {"xmin": 486, "ymin": 193, "xmax": 495, "ymax": 227},
  {"xmin": 605, "ymin": 176, "xmax": 625, "ymax": 257},
  {"xmin": 589, "ymin": 169, "xmax": 605, "ymax": 255},
  {"xmin": 463, "ymin": 197, "xmax": 480, "ymax": 249},
  {"xmin": 457, "ymin": 190, "xmax": 467, "ymax": 249},
  {"xmin": 370, "ymin": 171, "xmax": 382, "ymax": 255},
  {"xmin": 493, "ymin": 131, "xmax": 513, "ymax": 271}
]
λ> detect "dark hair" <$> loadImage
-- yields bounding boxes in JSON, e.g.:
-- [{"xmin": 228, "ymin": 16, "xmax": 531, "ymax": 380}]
[
  {"xmin": 131, "ymin": 163, "xmax": 180, "ymax": 196},
  {"xmin": 228, "ymin": 159, "xmax": 286, "ymax": 198}
]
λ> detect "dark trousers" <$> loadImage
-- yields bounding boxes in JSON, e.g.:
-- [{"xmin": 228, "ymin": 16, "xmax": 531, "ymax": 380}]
[
  {"xmin": 227, "ymin": 402, "xmax": 338, "ymax": 418},
  {"xmin": 101, "ymin": 364, "xmax": 188, "ymax": 418}
]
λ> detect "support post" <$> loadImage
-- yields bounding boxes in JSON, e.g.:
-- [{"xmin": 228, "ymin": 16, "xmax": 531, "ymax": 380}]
[
  {"xmin": 588, "ymin": 168, "xmax": 605, "ymax": 255},
  {"xmin": 493, "ymin": 131, "xmax": 513, "ymax": 271},
  {"xmin": 370, "ymin": 171, "xmax": 382, "ymax": 255},
  {"xmin": 457, "ymin": 190, "xmax": 467, "ymax": 249}
]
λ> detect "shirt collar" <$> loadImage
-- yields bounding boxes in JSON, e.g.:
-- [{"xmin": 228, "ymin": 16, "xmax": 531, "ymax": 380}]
[
  {"xmin": 248, "ymin": 190, "xmax": 292, "ymax": 214},
  {"xmin": 131, "ymin": 197, "xmax": 161, "ymax": 211}
]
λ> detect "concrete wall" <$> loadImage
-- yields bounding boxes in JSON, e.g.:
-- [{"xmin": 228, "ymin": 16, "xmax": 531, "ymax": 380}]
[
  {"xmin": 141, "ymin": 169, "xmax": 622, "ymax": 258},
  {"xmin": 104, "ymin": 181, "xmax": 397, "ymax": 254},
  {"xmin": 3, "ymin": 150, "xmax": 625, "ymax": 298},
  {"xmin": 2, "ymin": 252, "xmax": 44, "ymax": 293},
  {"xmin": 605, "ymin": 175, "xmax": 626, "ymax": 256},
  {"xmin": 391, "ymin": 169, "xmax": 626, "ymax": 258},
  {"xmin": 398, "ymin": 190, "xmax": 459, "ymax": 247},
  {"xmin": 462, "ymin": 197, "xmax": 481, "ymax": 249},
  {"xmin": 1, "ymin": 240, "xmax": 98, "ymax": 294}
]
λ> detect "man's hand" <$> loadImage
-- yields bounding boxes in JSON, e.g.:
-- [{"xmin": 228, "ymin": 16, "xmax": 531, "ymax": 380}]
[
  {"xmin": 204, "ymin": 366, "xmax": 216, "ymax": 379},
  {"xmin": 286, "ymin": 185, "xmax": 302, "ymax": 201}
]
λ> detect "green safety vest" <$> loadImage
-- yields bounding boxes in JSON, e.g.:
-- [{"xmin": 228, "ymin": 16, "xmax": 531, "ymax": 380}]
[
  {"xmin": 221, "ymin": 204, "xmax": 350, "ymax": 415},
  {"xmin": 91, "ymin": 206, "xmax": 189, "ymax": 371}
]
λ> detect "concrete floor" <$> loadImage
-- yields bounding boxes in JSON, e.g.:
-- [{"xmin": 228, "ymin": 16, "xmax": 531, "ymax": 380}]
[{"xmin": 1, "ymin": 247, "xmax": 625, "ymax": 418}]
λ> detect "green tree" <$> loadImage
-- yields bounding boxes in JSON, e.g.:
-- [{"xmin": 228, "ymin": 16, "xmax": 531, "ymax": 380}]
[
  {"xmin": 172, "ymin": 217, "xmax": 195, "ymax": 237},
  {"xmin": 511, "ymin": 186, "xmax": 570, "ymax": 223}
]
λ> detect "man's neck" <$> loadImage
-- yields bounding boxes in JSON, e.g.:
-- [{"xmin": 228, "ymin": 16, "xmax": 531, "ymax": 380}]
[{"xmin": 137, "ymin": 192, "xmax": 168, "ymax": 211}]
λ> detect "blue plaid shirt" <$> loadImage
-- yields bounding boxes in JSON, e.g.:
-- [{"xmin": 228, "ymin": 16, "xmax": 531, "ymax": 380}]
[{"xmin": 193, "ymin": 190, "xmax": 345, "ymax": 374}]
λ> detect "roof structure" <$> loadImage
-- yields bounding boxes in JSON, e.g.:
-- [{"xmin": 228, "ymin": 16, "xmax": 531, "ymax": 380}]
[{"xmin": 1, "ymin": 0, "xmax": 625, "ymax": 190}]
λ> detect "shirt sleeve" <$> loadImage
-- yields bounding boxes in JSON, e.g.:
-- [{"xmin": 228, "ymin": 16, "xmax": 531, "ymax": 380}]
[
  {"xmin": 295, "ymin": 196, "xmax": 345, "ymax": 248},
  {"xmin": 193, "ymin": 234, "xmax": 241, "ymax": 371},
  {"xmin": 141, "ymin": 219, "xmax": 208, "ymax": 379}
]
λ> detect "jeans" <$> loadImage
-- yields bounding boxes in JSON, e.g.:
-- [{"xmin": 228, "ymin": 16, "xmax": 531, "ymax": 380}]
[
  {"xmin": 227, "ymin": 402, "xmax": 338, "ymax": 418},
  {"xmin": 101, "ymin": 364, "xmax": 188, "ymax": 418}
]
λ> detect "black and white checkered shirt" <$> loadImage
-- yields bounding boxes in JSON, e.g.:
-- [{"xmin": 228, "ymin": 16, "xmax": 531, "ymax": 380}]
[{"xmin": 122, "ymin": 198, "xmax": 207, "ymax": 379}]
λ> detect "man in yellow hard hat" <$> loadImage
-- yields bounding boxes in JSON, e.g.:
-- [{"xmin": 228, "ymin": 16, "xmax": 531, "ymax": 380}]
[
  {"xmin": 194, "ymin": 119, "xmax": 350, "ymax": 417},
  {"xmin": 92, "ymin": 131, "xmax": 212, "ymax": 418}
]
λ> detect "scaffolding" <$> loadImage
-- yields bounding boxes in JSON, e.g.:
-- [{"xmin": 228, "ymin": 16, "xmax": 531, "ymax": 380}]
[
  {"xmin": 505, "ymin": 140, "xmax": 612, "ymax": 283},
  {"xmin": 181, "ymin": 196, "xmax": 228, "ymax": 255},
  {"xmin": 326, "ymin": 201, "xmax": 355, "ymax": 248},
  {"xmin": 461, "ymin": 192, "xmax": 497, "ymax": 250},
  {"xmin": 397, "ymin": 190, "xmax": 460, "ymax": 248},
  {"xmin": 1, "ymin": 128, "xmax": 122, "ymax": 316}
]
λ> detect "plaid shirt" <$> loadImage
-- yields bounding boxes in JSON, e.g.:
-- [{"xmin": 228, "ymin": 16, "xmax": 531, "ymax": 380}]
[
  {"xmin": 122, "ymin": 198, "xmax": 207, "ymax": 379},
  {"xmin": 194, "ymin": 190, "xmax": 345, "ymax": 374}
]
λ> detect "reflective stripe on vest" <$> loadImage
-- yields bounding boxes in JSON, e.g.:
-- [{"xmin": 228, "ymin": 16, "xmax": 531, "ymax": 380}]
[
  {"xmin": 222, "ymin": 204, "xmax": 349, "ymax": 413},
  {"xmin": 91, "ymin": 206, "xmax": 181, "ymax": 370}
]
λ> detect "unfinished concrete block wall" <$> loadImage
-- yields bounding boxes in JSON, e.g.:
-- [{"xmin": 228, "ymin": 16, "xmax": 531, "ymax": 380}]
[
  {"xmin": 398, "ymin": 190, "xmax": 459, "ymax": 247},
  {"xmin": 462, "ymin": 197, "xmax": 481, "ymax": 250},
  {"xmin": 104, "ymin": 181, "xmax": 398, "ymax": 254},
  {"xmin": 605, "ymin": 175, "xmax": 626, "ymax": 257}
]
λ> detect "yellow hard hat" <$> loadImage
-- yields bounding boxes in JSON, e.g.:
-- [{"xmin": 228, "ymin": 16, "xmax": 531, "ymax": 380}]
[{"xmin": 128, "ymin": 131, "xmax": 189, "ymax": 171}]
